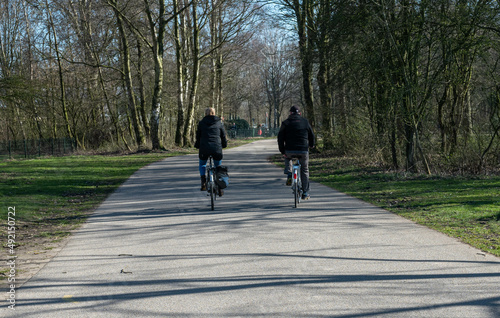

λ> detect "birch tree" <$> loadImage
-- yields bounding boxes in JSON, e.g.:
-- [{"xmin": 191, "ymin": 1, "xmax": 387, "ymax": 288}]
[
  {"xmin": 181, "ymin": 0, "xmax": 201, "ymax": 147},
  {"xmin": 144, "ymin": 0, "xmax": 168, "ymax": 150},
  {"xmin": 173, "ymin": 0, "xmax": 188, "ymax": 145}
]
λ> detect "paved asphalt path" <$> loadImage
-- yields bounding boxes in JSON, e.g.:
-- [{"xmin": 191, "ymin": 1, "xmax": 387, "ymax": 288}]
[{"xmin": 5, "ymin": 139, "xmax": 500, "ymax": 317}]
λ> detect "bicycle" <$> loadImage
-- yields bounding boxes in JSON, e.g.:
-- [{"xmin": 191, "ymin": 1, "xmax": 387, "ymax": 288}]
[
  {"xmin": 290, "ymin": 157, "xmax": 303, "ymax": 208},
  {"xmin": 204, "ymin": 156, "xmax": 218, "ymax": 211}
]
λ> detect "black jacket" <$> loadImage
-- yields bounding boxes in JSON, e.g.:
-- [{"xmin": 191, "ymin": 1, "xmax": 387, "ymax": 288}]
[
  {"xmin": 277, "ymin": 113, "xmax": 315, "ymax": 154},
  {"xmin": 195, "ymin": 115, "xmax": 227, "ymax": 160}
]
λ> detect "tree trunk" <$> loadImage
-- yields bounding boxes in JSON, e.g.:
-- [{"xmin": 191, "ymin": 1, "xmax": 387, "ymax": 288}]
[
  {"xmin": 296, "ymin": 0, "xmax": 316, "ymax": 128},
  {"xmin": 174, "ymin": 0, "xmax": 186, "ymax": 146},
  {"xmin": 137, "ymin": 39, "xmax": 151, "ymax": 139},
  {"xmin": 405, "ymin": 124, "xmax": 417, "ymax": 173},
  {"xmin": 145, "ymin": 0, "xmax": 167, "ymax": 150},
  {"xmin": 210, "ymin": 1, "xmax": 218, "ymax": 112},
  {"xmin": 317, "ymin": 0, "xmax": 333, "ymax": 150},
  {"xmin": 182, "ymin": 0, "xmax": 200, "ymax": 147}
]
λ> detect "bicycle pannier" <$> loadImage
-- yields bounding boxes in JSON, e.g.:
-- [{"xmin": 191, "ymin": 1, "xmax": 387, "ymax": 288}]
[{"xmin": 215, "ymin": 165, "xmax": 229, "ymax": 189}]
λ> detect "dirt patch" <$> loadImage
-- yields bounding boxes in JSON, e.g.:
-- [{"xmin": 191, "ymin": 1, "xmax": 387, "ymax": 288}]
[{"xmin": 1, "ymin": 221, "xmax": 76, "ymax": 299}]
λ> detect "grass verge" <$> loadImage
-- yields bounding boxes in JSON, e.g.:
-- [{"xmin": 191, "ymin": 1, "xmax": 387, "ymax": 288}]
[
  {"xmin": 271, "ymin": 154, "xmax": 499, "ymax": 257},
  {"xmin": 302, "ymin": 154, "xmax": 499, "ymax": 257}
]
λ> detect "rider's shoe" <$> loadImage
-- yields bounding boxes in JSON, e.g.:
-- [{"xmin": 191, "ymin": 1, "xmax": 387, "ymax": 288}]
[
  {"xmin": 286, "ymin": 174, "xmax": 292, "ymax": 186},
  {"xmin": 302, "ymin": 192, "xmax": 310, "ymax": 200},
  {"xmin": 218, "ymin": 188, "xmax": 224, "ymax": 197},
  {"xmin": 200, "ymin": 175, "xmax": 207, "ymax": 191}
]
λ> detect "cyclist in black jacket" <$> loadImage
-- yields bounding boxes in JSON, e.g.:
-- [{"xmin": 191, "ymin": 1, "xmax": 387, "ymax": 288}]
[
  {"xmin": 277, "ymin": 106, "xmax": 315, "ymax": 200},
  {"xmin": 195, "ymin": 107, "xmax": 228, "ymax": 194}
]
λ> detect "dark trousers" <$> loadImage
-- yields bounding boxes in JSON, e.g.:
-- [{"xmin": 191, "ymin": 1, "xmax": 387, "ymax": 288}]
[{"xmin": 284, "ymin": 152, "xmax": 310, "ymax": 193}]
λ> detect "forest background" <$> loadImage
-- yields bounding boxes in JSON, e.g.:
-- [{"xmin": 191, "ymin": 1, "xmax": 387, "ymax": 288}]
[{"xmin": 1, "ymin": 0, "xmax": 500, "ymax": 174}]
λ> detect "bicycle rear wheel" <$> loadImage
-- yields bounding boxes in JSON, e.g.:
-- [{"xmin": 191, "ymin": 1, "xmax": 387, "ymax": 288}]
[
  {"xmin": 291, "ymin": 162, "xmax": 302, "ymax": 208},
  {"xmin": 292, "ymin": 167, "xmax": 298, "ymax": 208},
  {"xmin": 293, "ymin": 178, "xmax": 299, "ymax": 209},
  {"xmin": 207, "ymin": 157, "xmax": 215, "ymax": 211},
  {"xmin": 297, "ymin": 178, "xmax": 302, "ymax": 205},
  {"xmin": 210, "ymin": 180, "xmax": 215, "ymax": 210}
]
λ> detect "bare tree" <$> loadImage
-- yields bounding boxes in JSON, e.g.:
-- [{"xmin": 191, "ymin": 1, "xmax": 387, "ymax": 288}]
[
  {"xmin": 260, "ymin": 32, "xmax": 298, "ymax": 128},
  {"xmin": 276, "ymin": 0, "xmax": 316, "ymax": 129},
  {"xmin": 108, "ymin": 0, "xmax": 146, "ymax": 148},
  {"xmin": 44, "ymin": 0, "xmax": 79, "ymax": 147},
  {"xmin": 208, "ymin": 0, "xmax": 259, "ymax": 116}
]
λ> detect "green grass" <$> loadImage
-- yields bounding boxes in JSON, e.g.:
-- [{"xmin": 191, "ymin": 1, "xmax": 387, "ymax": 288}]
[
  {"xmin": 0, "ymin": 151, "xmax": 195, "ymax": 253},
  {"xmin": 306, "ymin": 155, "xmax": 500, "ymax": 257}
]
